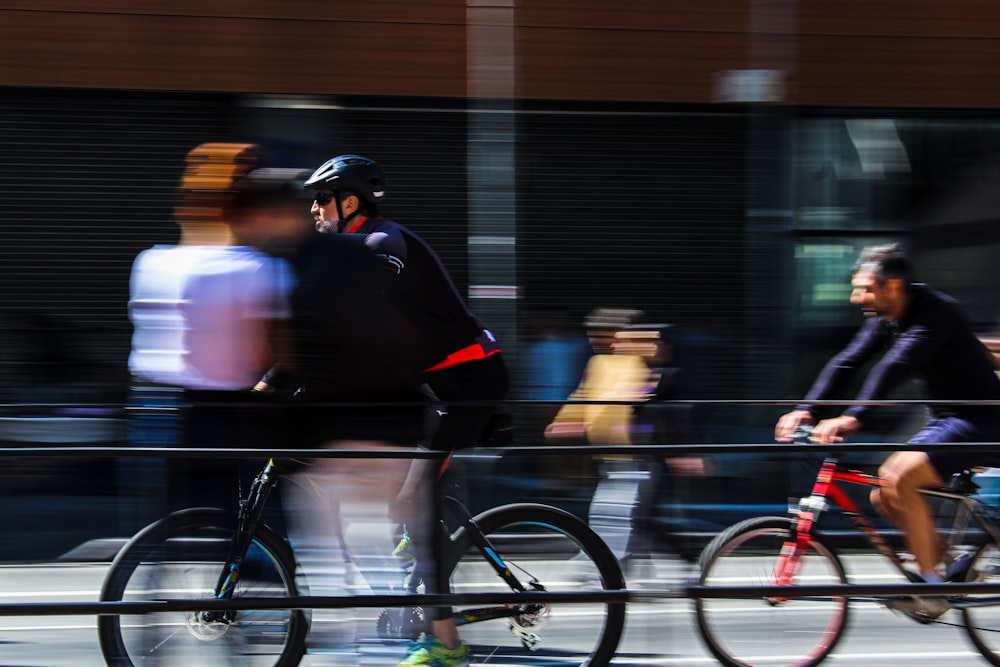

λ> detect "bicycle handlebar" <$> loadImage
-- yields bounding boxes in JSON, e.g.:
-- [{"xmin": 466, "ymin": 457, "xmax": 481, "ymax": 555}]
[
  {"xmin": 791, "ymin": 425, "xmax": 845, "ymax": 459},
  {"xmin": 792, "ymin": 424, "xmax": 814, "ymax": 446}
]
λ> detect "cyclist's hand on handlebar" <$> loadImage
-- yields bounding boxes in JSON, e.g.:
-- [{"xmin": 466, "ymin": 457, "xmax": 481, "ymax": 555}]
[
  {"xmin": 775, "ymin": 410, "xmax": 814, "ymax": 442},
  {"xmin": 810, "ymin": 415, "xmax": 860, "ymax": 445}
]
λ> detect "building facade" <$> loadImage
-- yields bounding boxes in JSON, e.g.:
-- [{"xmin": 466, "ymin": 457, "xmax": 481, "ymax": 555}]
[{"xmin": 2, "ymin": 1, "xmax": 999, "ymax": 443}]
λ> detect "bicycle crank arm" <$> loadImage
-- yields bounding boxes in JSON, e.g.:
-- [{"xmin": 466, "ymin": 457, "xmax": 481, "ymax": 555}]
[
  {"xmin": 454, "ymin": 604, "xmax": 544, "ymax": 625},
  {"xmin": 948, "ymin": 596, "xmax": 1000, "ymax": 609}
]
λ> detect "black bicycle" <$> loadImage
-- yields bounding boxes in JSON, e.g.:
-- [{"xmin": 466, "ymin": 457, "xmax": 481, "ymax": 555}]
[{"xmin": 97, "ymin": 456, "xmax": 626, "ymax": 667}]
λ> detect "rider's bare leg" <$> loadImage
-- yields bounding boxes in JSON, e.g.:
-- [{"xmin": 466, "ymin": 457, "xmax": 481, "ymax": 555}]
[
  {"xmin": 871, "ymin": 451, "xmax": 945, "ymax": 575},
  {"xmin": 433, "ymin": 619, "xmax": 461, "ymax": 649}
]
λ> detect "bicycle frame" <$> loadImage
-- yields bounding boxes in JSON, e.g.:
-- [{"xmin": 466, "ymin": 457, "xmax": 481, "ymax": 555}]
[
  {"xmin": 693, "ymin": 453, "xmax": 1000, "ymax": 667},
  {"xmin": 209, "ymin": 459, "xmax": 557, "ymax": 628},
  {"xmin": 439, "ymin": 494, "xmax": 550, "ymax": 630},
  {"xmin": 775, "ymin": 456, "xmax": 1000, "ymax": 591}
]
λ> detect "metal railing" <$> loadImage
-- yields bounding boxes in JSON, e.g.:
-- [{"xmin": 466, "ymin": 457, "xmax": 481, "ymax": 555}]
[{"xmin": 1, "ymin": 397, "xmax": 999, "ymax": 616}]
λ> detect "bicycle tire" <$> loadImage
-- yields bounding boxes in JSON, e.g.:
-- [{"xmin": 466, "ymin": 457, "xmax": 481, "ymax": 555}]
[
  {"xmin": 961, "ymin": 541, "xmax": 1000, "ymax": 665},
  {"xmin": 98, "ymin": 508, "xmax": 307, "ymax": 667},
  {"xmin": 446, "ymin": 502, "xmax": 626, "ymax": 667},
  {"xmin": 694, "ymin": 515, "xmax": 850, "ymax": 667}
]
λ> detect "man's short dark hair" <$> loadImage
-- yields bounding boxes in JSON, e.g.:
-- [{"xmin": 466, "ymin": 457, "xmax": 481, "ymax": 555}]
[{"xmin": 853, "ymin": 243, "xmax": 916, "ymax": 285}]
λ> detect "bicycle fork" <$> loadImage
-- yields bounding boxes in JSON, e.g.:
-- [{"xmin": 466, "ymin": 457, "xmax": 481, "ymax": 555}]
[
  {"xmin": 770, "ymin": 459, "xmax": 841, "ymax": 601},
  {"xmin": 211, "ymin": 460, "xmax": 281, "ymax": 607}
]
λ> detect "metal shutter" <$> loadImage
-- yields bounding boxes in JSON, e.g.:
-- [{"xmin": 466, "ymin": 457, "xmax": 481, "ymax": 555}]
[{"xmin": 0, "ymin": 88, "xmax": 229, "ymax": 405}]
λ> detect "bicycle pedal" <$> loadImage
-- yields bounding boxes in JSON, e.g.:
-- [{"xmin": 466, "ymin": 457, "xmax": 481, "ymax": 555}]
[{"xmin": 509, "ymin": 624, "xmax": 541, "ymax": 650}]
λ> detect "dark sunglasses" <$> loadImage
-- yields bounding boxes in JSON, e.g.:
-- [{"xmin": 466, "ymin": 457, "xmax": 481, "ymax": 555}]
[{"xmin": 313, "ymin": 191, "xmax": 335, "ymax": 206}]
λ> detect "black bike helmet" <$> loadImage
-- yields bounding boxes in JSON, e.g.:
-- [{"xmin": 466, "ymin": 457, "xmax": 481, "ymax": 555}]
[{"xmin": 304, "ymin": 154, "xmax": 387, "ymax": 203}]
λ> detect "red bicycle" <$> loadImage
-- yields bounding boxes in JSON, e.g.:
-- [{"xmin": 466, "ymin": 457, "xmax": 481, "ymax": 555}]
[{"xmin": 692, "ymin": 431, "xmax": 1000, "ymax": 667}]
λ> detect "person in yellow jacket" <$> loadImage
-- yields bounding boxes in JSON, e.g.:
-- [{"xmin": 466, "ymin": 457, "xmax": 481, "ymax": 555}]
[
  {"xmin": 546, "ymin": 311, "xmax": 703, "ymax": 570},
  {"xmin": 544, "ymin": 308, "xmax": 646, "ymax": 445}
]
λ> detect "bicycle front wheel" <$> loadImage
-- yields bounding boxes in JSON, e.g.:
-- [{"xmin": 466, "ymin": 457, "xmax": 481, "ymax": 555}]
[
  {"xmin": 98, "ymin": 508, "xmax": 307, "ymax": 667},
  {"xmin": 447, "ymin": 503, "xmax": 625, "ymax": 667},
  {"xmin": 961, "ymin": 542, "xmax": 1000, "ymax": 665},
  {"xmin": 694, "ymin": 516, "xmax": 849, "ymax": 667}
]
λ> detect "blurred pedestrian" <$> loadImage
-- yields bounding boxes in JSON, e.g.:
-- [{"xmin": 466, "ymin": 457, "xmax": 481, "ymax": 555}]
[
  {"xmin": 126, "ymin": 142, "xmax": 293, "ymax": 522},
  {"xmin": 544, "ymin": 308, "xmax": 646, "ymax": 444},
  {"xmin": 547, "ymin": 313, "xmax": 703, "ymax": 571},
  {"xmin": 304, "ymin": 154, "xmax": 509, "ymax": 667}
]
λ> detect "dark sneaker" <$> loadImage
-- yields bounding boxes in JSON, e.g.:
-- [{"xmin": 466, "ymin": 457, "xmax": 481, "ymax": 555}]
[
  {"xmin": 886, "ymin": 570, "xmax": 951, "ymax": 623},
  {"xmin": 886, "ymin": 595, "xmax": 951, "ymax": 624},
  {"xmin": 946, "ymin": 552, "xmax": 977, "ymax": 582}
]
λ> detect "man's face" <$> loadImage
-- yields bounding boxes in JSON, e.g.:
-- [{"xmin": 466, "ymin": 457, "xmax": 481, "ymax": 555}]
[
  {"xmin": 310, "ymin": 190, "xmax": 339, "ymax": 233},
  {"xmin": 850, "ymin": 270, "xmax": 907, "ymax": 320},
  {"xmin": 310, "ymin": 190, "xmax": 360, "ymax": 233}
]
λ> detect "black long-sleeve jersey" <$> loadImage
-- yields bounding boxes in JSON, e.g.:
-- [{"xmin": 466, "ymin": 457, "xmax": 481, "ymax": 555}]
[
  {"xmin": 279, "ymin": 231, "xmax": 422, "ymax": 399},
  {"xmin": 344, "ymin": 216, "xmax": 501, "ymax": 373},
  {"xmin": 799, "ymin": 283, "xmax": 1000, "ymax": 424}
]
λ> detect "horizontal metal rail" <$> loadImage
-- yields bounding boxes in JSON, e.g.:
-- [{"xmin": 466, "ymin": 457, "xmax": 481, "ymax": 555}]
[
  {"xmin": 0, "ymin": 590, "xmax": 633, "ymax": 617},
  {"xmin": 7, "ymin": 582, "xmax": 1000, "ymax": 617},
  {"xmin": 688, "ymin": 581, "xmax": 1000, "ymax": 599},
  {"xmin": 0, "ymin": 441, "xmax": 998, "ymax": 457},
  {"xmin": 3, "ymin": 399, "xmax": 1000, "ymax": 408}
]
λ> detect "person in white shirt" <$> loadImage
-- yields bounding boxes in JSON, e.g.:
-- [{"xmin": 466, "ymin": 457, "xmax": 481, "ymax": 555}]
[{"xmin": 125, "ymin": 143, "xmax": 293, "ymax": 517}]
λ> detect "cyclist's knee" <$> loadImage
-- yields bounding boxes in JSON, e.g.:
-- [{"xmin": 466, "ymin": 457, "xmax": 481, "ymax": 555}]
[
  {"xmin": 879, "ymin": 451, "xmax": 942, "ymax": 500},
  {"xmin": 880, "ymin": 451, "xmax": 930, "ymax": 482},
  {"xmin": 870, "ymin": 486, "xmax": 885, "ymax": 513}
]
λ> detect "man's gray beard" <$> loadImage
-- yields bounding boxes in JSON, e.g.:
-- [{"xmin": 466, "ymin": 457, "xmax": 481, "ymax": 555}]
[{"xmin": 316, "ymin": 219, "xmax": 336, "ymax": 234}]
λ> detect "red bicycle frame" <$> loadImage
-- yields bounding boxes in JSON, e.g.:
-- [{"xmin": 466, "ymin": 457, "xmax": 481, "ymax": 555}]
[{"xmin": 773, "ymin": 457, "xmax": 906, "ymax": 589}]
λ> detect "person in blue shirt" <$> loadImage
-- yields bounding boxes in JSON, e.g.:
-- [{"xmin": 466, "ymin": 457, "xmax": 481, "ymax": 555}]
[{"xmin": 775, "ymin": 243, "xmax": 1000, "ymax": 621}]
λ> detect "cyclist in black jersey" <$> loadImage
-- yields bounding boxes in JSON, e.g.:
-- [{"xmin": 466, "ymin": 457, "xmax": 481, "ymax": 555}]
[
  {"xmin": 245, "ymin": 167, "xmax": 424, "ymax": 438},
  {"xmin": 775, "ymin": 243, "xmax": 1000, "ymax": 620},
  {"xmin": 305, "ymin": 154, "xmax": 509, "ymax": 667},
  {"xmin": 246, "ymin": 167, "xmax": 428, "ymax": 665}
]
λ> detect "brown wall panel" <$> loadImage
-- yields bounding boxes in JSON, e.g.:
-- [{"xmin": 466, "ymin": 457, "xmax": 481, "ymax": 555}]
[
  {"xmin": 797, "ymin": 34, "xmax": 1000, "ymax": 108},
  {"xmin": 0, "ymin": 8, "xmax": 467, "ymax": 96},
  {"xmin": 0, "ymin": 1, "xmax": 464, "ymax": 24},
  {"xmin": 517, "ymin": 28, "xmax": 748, "ymax": 102},
  {"xmin": 516, "ymin": 0, "xmax": 749, "ymax": 33},
  {"xmin": 5, "ymin": 1, "xmax": 1000, "ymax": 107},
  {"xmin": 798, "ymin": 0, "xmax": 1000, "ymax": 38}
]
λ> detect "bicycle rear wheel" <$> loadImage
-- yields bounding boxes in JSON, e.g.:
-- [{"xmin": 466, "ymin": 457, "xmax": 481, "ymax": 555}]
[
  {"xmin": 446, "ymin": 503, "xmax": 625, "ymax": 666},
  {"xmin": 694, "ymin": 516, "xmax": 849, "ymax": 667},
  {"xmin": 961, "ymin": 542, "xmax": 1000, "ymax": 665},
  {"xmin": 98, "ymin": 508, "xmax": 307, "ymax": 667}
]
